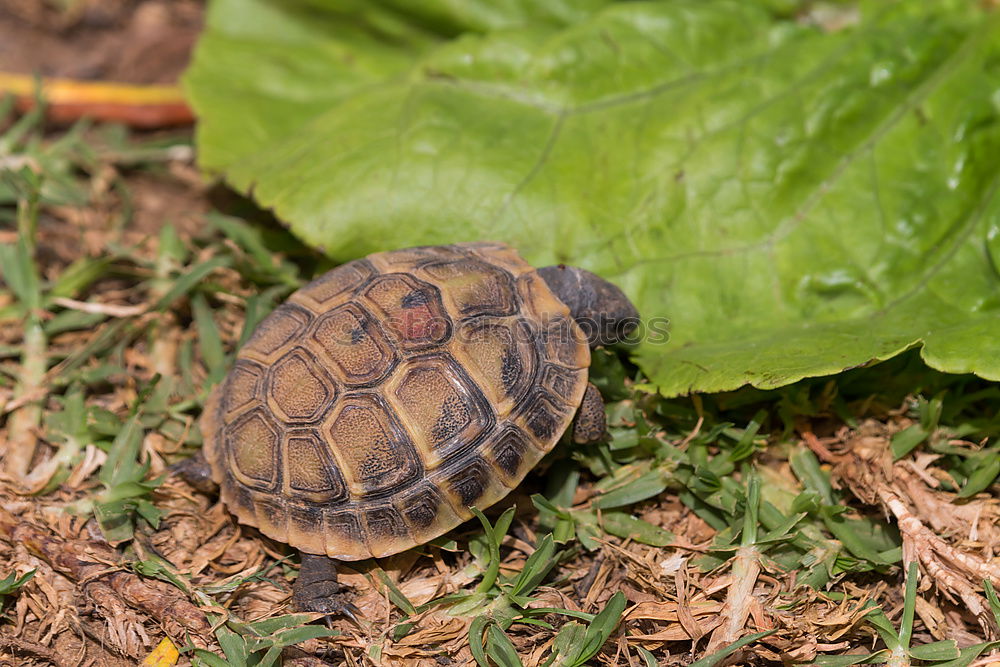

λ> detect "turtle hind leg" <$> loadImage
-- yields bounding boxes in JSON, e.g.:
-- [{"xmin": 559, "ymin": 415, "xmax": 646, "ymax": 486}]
[
  {"xmin": 292, "ymin": 553, "xmax": 359, "ymax": 620},
  {"xmin": 572, "ymin": 382, "xmax": 607, "ymax": 444},
  {"xmin": 170, "ymin": 450, "xmax": 219, "ymax": 495}
]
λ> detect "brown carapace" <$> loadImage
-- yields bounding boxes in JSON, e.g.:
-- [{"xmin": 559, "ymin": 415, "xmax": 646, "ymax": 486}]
[{"xmin": 201, "ymin": 242, "xmax": 596, "ymax": 561}]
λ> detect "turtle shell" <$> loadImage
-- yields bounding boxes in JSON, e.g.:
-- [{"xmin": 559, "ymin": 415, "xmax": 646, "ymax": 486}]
[{"xmin": 202, "ymin": 242, "xmax": 590, "ymax": 560}]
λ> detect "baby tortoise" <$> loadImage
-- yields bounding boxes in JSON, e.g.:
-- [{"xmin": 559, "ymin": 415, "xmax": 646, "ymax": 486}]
[{"xmin": 180, "ymin": 242, "xmax": 638, "ymax": 614}]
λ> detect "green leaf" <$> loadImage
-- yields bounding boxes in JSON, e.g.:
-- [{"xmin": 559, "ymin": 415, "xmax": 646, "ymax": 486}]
[
  {"xmin": 545, "ymin": 621, "xmax": 587, "ymax": 667},
  {"xmin": 891, "ymin": 424, "xmax": 929, "ymax": 460},
  {"xmin": 98, "ymin": 413, "xmax": 146, "ymax": 488},
  {"xmin": 49, "ymin": 256, "xmax": 114, "ymax": 299},
  {"xmin": 269, "ymin": 625, "xmax": 339, "ymax": 646},
  {"xmin": 43, "ymin": 310, "xmax": 106, "ymax": 336},
  {"xmin": 216, "ymin": 626, "xmax": 250, "ymax": 666},
  {"xmin": 187, "ymin": 0, "xmax": 1000, "ymax": 396},
  {"xmin": 192, "ymin": 649, "xmax": 234, "ymax": 667},
  {"xmin": 472, "ymin": 506, "xmax": 514, "ymax": 594},
  {"xmin": 729, "ymin": 410, "xmax": 767, "ymax": 462},
  {"xmin": 984, "ymin": 579, "xmax": 1000, "ymax": 626}
]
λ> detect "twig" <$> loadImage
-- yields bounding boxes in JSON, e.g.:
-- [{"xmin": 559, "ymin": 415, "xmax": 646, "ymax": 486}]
[
  {"xmin": 0, "ymin": 633, "xmax": 73, "ymax": 667},
  {"xmin": 51, "ymin": 297, "xmax": 146, "ymax": 318},
  {"xmin": 706, "ymin": 475, "xmax": 765, "ymax": 659}
]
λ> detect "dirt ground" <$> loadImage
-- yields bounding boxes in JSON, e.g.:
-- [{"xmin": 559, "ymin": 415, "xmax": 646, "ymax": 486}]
[{"xmin": 0, "ymin": 0, "xmax": 200, "ymax": 84}]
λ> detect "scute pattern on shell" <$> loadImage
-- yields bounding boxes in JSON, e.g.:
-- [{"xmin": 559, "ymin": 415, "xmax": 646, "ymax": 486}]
[{"xmin": 202, "ymin": 242, "xmax": 590, "ymax": 560}]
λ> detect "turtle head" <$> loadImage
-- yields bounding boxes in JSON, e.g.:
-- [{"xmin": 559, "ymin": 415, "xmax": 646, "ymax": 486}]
[{"xmin": 537, "ymin": 265, "xmax": 639, "ymax": 348}]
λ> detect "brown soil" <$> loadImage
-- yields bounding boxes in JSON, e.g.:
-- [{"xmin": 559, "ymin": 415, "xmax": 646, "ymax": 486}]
[{"xmin": 0, "ymin": 0, "xmax": 201, "ymax": 83}]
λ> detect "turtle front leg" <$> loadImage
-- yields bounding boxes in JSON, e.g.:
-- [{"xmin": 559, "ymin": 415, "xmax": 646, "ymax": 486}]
[
  {"xmin": 293, "ymin": 553, "xmax": 359, "ymax": 620},
  {"xmin": 572, "ymin": 382, "xmax": 607, "ymax": 444}
]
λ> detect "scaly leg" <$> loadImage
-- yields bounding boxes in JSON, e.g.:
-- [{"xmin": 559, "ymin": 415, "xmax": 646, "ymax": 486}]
[
  {"xmin": 292, "ymin": 553, "xmax": 359, "ymax": 620},
  {"xmin": 572, "ymin": 382, "xmax": 607, "ymax": 444}
]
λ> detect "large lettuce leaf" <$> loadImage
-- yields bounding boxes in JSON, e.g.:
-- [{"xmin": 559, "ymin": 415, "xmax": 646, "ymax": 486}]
[{"xmin": 185, "ymin": 0, "xmax": 1000, "ymax": 396}]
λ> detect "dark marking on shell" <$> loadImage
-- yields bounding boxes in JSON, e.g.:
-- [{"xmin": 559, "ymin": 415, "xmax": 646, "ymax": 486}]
[
  {"xmin": 231, "ymin": 484, "xmax": 256, "ymax": 516},
  {"xmin": 431, "ymin": 394, "xmax": 467, "ymax": 444},
  {"xmin": 403, "ymin": 499, "xmax": 437, "ymax": 528},
  {"xmin": 491, "ymin": 427, "xmax": 530, "ymax": 479},
  {"xmin": 288, "ymin": 504, "xmax": 325, "ymax": 534},
  {"xmin": 523, "ymin": 392, "xmax": 569, "ymax": 442},
  {"xmin": 327, "ymin": 511, "xmax": 363, "ymax": 542},
  {"xmin": 540, "ymin": 364, "xmax": 579, "ymax": 398},
  {"xmin": 500, "ymin": 347, "xmax": 522, "ymax": 395},
  {"xmin": 365, "ymin": 505, "xmax": 408, "ymax": 538},
  {"xmin": 447, "ymin": 459, "xmax": 489, "ymax": 508},
  {"xmin": 401, "ymin": 290, "xmax": 429, "ymax": 308}
]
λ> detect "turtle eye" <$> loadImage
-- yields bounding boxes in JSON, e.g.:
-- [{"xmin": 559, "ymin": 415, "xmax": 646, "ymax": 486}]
[{"xmin": 401, "ymin": 290, "xmax": 429, "ymax": 308}]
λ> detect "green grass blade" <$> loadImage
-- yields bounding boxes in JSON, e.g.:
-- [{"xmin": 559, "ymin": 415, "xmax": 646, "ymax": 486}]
[
  {"xmin": 192, "ymin": 649, "xmax": 233, "ymax": 667},
  {"xmin": 864, "ymin": 607, "xmax": 900, "ymax": 650},
  {"xmin": 0, "ymin": 569, "xmax": 35, "ymax": 596},
  {"xmin": 688, "ymin": 630, "xmax": 777, "ymax": 667},
  {"xmin": 809, "ymin": 653, "xmax": 888, "ymax": 666},
  {"xmin": 984, "ymin": 580, "xmax": 1000, "ymax": 626},
  {"xmin": 908, "ymin": 639, "xmax": 960, "ymax": 661},
  {"xmin": 473, "ymin": 506, "xmax": 512, "ymax": 594},
  {"xmin": 957, "ymin": 453, "xmax": 1000, "ymax": 498},
  {"xmin": 509, "ymin": 534, "xmax": 557, "ymax": 598},
  {"xmin": 469, "ymin": 616, "xmax": 491, "ymax": 667},
  {"xmin": 152, "ymin": 255, "xmax": 232, "ymax": 311},
  {"xmin": 898, "ymin": 561, "xmax": 918, "ymax": 651},
  {"xmin": 932, "ymin": 641, "xmax": 1000, "ymax": 667},
  {"xmin": 599, "ymin": 511, "xmax": 674, "ymax": 547},
  {"xmin": 573, "ymin": 591, "xmax": 626, "ymax": 666},
  {"xmin": 591, "ymin": 470, "xmax": 669, "ymax": 509},
  {"xmin": 191, "ymin": 293, "xmax": 226, "ymax": 383},
  {"xmin": 637, "ymin": 646, "xmax": 658, "ymax": 667},
  {"xmin": 486, "ymin": 625, "xmax": 524, "ymax": 667},
  {"xmin": 0, "ymin": 238, "xmax": 41, "ymax": 311},
  {"xmin": 375, "ymin": 569, "xmax": 417, "ymax": 616}
]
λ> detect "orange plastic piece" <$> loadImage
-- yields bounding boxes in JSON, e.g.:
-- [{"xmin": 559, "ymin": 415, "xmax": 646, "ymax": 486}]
[{"xmin": 0, "ymin": 72, "xmax": 194, "ymax": 127}]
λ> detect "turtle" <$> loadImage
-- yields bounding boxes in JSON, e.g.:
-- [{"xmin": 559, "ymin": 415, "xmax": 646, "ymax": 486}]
[{"xmin": 178, "ymin": 242, "xmax": 639, "ymax": 614}]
